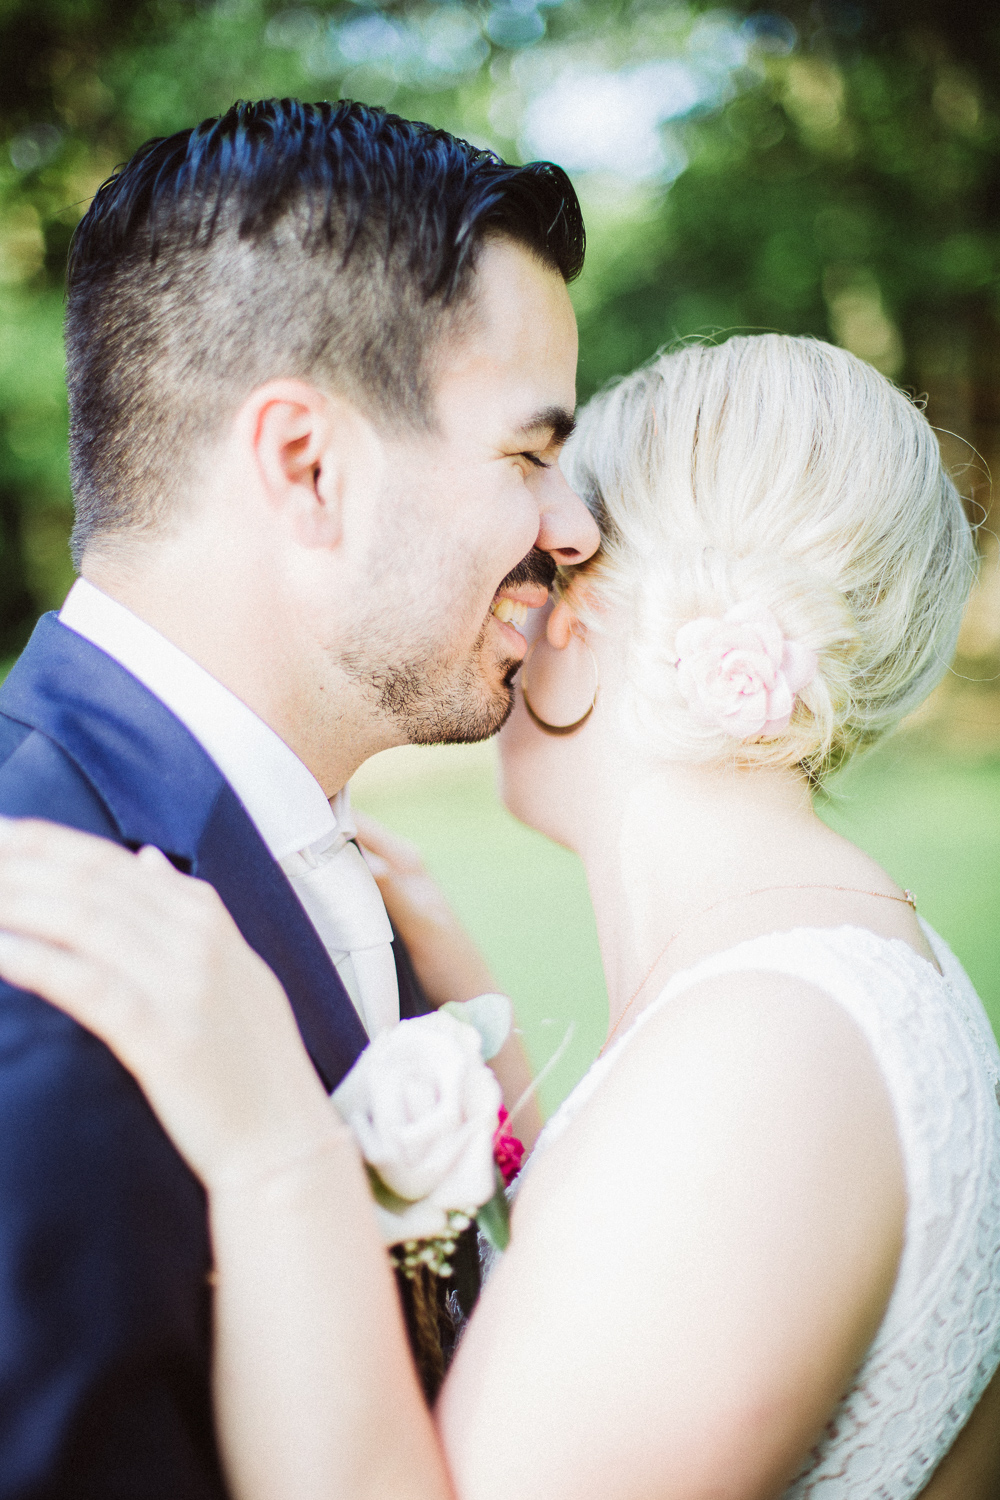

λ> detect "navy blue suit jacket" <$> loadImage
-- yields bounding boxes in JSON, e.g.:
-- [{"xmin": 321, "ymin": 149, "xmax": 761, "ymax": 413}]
[{"xmin": 0, "ymin": 614, "xmax": 432, "ymax": 1499}]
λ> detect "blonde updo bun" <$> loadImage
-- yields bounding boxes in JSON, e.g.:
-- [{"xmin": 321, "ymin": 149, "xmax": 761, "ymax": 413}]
[{"xmin": 562, "ymin": 335, "xmax": 975, "ymax": 784}]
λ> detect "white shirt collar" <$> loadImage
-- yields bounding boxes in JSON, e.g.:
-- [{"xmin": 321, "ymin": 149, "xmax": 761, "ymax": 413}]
[{"xmin": 58, "ymin": 578, "xmax": 347, "ymax": 862}]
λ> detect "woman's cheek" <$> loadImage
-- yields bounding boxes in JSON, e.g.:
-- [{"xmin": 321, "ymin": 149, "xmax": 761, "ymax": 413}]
[
  {"xmin": 496, "ymin": 691, "xmax": 573, "ymax": 846},
  {"xmin": 496, "ymin": 690, "xmax": 535, "ymax": 824}
]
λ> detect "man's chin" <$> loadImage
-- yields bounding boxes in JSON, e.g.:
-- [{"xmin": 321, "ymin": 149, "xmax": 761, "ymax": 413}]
[
  {"xmin": 403, "ymin": 676, "xmax": 517, "ymax": 747},
  {"xmin": 361, "ymin": 637, "xmax": 522, "ymax": 747},
  {"xmin": 395, "ymin": 651, "xmax": 522, "ymax": 746}
]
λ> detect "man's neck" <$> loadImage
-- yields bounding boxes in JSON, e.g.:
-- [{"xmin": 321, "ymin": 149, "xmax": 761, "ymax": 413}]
[{"xmin": 80, "ymin": 547, "xmax": 395, "ymax": 799}]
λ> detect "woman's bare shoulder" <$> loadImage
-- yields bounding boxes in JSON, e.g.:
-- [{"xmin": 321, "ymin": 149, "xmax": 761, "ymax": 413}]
[
  {"xmin": 524, "ymin": 967, "xmax": 906, "ymax": 1214},
  {"xmin": 440, "ymin": 969, "xmax": 907, "ymax": 1500}
]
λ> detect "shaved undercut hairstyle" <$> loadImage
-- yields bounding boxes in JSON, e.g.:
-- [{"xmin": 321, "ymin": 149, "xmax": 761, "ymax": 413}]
[{"xmin": 65, "ymin": 97, "xmax": 585, "ymax": 561}]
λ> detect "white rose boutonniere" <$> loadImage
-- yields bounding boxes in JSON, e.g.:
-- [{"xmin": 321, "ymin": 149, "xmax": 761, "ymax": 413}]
[{"xmin": 333, "ymin": 994, "xmax": 516, "ymax": 1277}]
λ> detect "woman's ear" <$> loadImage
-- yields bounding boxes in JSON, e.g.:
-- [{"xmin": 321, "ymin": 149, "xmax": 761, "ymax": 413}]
[{"xmin": 546, "ymin": 598, "xmax": 578, "ymax": 650}]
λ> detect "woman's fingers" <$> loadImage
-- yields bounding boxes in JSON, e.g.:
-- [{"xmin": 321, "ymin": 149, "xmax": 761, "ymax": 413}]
[
  {"xmin": 0, "ymin": 818, "xmax": 340, "ymax": 1189},
  {"xmin": 0, "ymin": 818, "xmax": 239, "ymax": 1034},
  {"xmin": 0, "ymin": 867, "xmax": 158, "ymax": 958},
  {"xmin": 0, "ymin": 844, "xmax": 161, "ymax": 961},
  {"xmin": 136, "ymin": 842, "xmax": 177, "ymax": 871},
  {"xmin": 351, "ymin": 814, "xmax": 498, "ymax": 1004},
  {"xmin": 0, "ymin": 856, "xmax": 204, "ymax": 989},
  {"xmin": 353, "ymin": 810, "xmax": 425, "ymax": 875},
  {"xmin": 0, "ymin": 818, "xmax": 194, "ymax": 913},
  {"xmin": 0, "ymin": 929, "xmax": 135, "ymax": 1049},
  {"xmin": 0, "ymin": 815, "xmax": 139, "ymax": 872},
  {"xmin": 353, "ymin": 812, "xmax": 451, "ymax": 939},
  {"xmin": 0, "ymin": 930, "xmax": 98, "ymax": 1008},
  {"xmin": 0, "ymin": 817, "xmax": 223, "ymax": 942}
]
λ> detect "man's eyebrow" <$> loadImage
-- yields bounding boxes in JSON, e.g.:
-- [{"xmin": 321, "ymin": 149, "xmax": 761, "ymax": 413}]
[{"xmin": 515, "ymin": 406, "xmax": 577, "ymax": 448}]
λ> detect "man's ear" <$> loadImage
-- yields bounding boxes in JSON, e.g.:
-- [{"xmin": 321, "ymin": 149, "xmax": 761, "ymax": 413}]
[{"xmin": 239, "ymin": 379, "xmax": 371, "ymax": 550}]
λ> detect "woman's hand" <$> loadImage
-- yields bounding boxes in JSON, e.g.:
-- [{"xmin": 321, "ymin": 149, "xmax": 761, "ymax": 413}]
[
  {"xmin": 354, "ymin": 811, "xmax": 542, "ymax": 1147},
  {"xmin": 0, "ymin": 817, "xmax": 454, "ymax": 1500},
  {"xmin": 354, "ymin": 811, "xmax": 498, "ymax": 1005},
  {"xmin": 0, "ymin": 817, "xmax": 341, "ymax": 1188}
]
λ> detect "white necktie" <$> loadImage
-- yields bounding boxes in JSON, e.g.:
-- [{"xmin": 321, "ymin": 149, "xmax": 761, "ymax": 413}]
[{"xmin": 279, "ymin": 807, "xmax": 399, "ymax": 1038}]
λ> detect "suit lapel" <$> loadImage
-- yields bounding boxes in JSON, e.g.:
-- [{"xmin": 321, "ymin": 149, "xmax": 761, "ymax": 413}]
[
  {"xmin": 1, "ymin": 615, "xmax": 368, "ymax": 1089},
  {"xmin": 195, "ymin": 789, "xmax": 368, "ymax": 1089}
]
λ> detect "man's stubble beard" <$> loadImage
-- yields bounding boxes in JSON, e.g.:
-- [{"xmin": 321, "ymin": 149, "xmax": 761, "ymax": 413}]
[
  {"xmin": 341, "ymin": 547, "xmax": 557, "ymax": 746},
  {"xmin": 371, "ymin": 616, "xmax": 521, "ymax": 746}
]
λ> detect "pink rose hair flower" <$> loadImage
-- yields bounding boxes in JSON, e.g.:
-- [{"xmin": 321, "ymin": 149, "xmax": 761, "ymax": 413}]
[
  {"xmin": 672, "ymin": 602, "xmax": 818, "ymax": 740},
  {"xmin": 493, "ymin": 1107, "xmax": 525, "ymax": 1187}
]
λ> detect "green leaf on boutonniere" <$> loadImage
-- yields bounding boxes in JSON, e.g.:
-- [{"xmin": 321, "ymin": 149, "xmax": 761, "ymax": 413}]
[
  {"xmin": 365, "ymin": 1164, "xmax": 419, "ymax": 1215},
  {"xmin": 476, "ymin": 1171, "xmax": 511, "ymax": 1253},
  {"xmin": 442, "ymin": 993, "xmax": 512, "ymax": 1060}
]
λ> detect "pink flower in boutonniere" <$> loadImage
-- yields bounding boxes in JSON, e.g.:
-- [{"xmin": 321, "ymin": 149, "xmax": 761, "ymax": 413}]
[
  {"xmin": 493, "ymin": 1107, "xmax": 525, "ymax": 1186},
  {"xmin": 672, "ymin": 602, "xmax": 818, "ymax": 740}
]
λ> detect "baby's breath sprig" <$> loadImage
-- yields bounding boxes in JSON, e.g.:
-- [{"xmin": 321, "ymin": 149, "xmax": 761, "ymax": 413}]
[{"xmin": 390, "ymin": 1211, "xmax": 473, "ymax": 1281}]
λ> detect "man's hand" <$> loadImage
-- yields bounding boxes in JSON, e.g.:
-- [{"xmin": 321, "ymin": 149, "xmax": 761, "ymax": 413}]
[{"xmin": 0, "ymin": 817, "xmax": 341, "ymax": 1187}]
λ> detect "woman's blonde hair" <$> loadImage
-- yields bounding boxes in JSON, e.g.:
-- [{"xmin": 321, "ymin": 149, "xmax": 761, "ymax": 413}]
[{"xmin": 563, "ymin": 334, "xmax": 975, "ymax": 784}]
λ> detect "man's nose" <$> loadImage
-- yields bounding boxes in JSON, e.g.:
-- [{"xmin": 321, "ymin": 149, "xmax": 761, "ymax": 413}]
[{"xmin": 536, "ymin": 466, "xmax": 601, "ymax": 565}]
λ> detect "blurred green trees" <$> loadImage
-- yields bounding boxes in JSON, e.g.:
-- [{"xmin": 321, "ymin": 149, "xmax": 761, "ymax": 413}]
[{"xmin": 2, "ymin": 0, "xmax": 998, "ymax": 666}]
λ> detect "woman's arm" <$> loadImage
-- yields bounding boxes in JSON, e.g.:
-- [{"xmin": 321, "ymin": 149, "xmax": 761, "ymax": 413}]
[
  {"xmin": 0, "ymin": 818, "xmax": 906, "ymax": 1500},
  {"xmin": 0, "ymin": 819, "xmax": 454, "ymax": 1500},
  {"xmin": 354, "ymin": 811, "xmax": 542, "ymax": 1148},
  {"xmin": 439, "ymin": 969, "xmax": 905, "ymax": 1500},
  {"xmin": 209, "ymin": 1138, "xmax": 452, "ymax": 1500}
]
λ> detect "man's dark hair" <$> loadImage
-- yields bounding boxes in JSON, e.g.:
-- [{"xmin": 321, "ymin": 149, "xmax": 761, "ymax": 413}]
[{"xmin": 65, "ymin": 98, "xmax": 585, "ymax": 561}]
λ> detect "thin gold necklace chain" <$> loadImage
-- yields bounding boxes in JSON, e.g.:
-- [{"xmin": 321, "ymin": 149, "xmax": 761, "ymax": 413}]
[{"xmin": 601, "ymin": 882, "xmax": 917, "ymax": 1056}]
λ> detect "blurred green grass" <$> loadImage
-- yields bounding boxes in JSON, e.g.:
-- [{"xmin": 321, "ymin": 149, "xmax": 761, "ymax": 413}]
[
  {"xmin": 354, "ymin": 739, "xmax": 1000, "ymax": 1116},
  {"xmin": 354, "ymin": 750, "xmax": 608, "ymax": 1119},
  {"xmin": 818, "ymin": 742, "xmax": 1000, "ymax": 1026}
]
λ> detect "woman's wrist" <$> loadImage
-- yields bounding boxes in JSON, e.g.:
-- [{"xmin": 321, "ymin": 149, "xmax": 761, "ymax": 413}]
[
  {"xmin": 353, "ymin": 812, "xmax": 498, "ymax": 1006},
  {"xmin": 204, "ymin": 1105, "xmax": 357, "ymax": 1197},
  {"xmin": 405, "ymin": 919, "xmax": 499, "ymax": 1007}
]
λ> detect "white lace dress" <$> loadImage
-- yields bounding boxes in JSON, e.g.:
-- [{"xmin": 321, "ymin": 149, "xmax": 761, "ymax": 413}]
[{"xmin": 519, "ymin": 921, "xmax": 1000, "ymax": 1499}]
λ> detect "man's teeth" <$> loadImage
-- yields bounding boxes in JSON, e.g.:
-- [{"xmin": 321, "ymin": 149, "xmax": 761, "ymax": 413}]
[{"xmin": 492, "ymin": 599, "xmax": 529, "ymax": 628}]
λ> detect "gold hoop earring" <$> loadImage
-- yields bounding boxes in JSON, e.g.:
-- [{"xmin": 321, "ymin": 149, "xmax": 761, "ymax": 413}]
[{"xmin": 520, "ymin": 636, "xmax": 600, "ymax": 737}]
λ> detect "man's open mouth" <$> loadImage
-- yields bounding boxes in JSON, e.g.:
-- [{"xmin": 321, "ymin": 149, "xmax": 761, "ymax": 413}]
[{"xmin": 487, "ymin": 547, "xmax": 554, "ymax": 646}]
